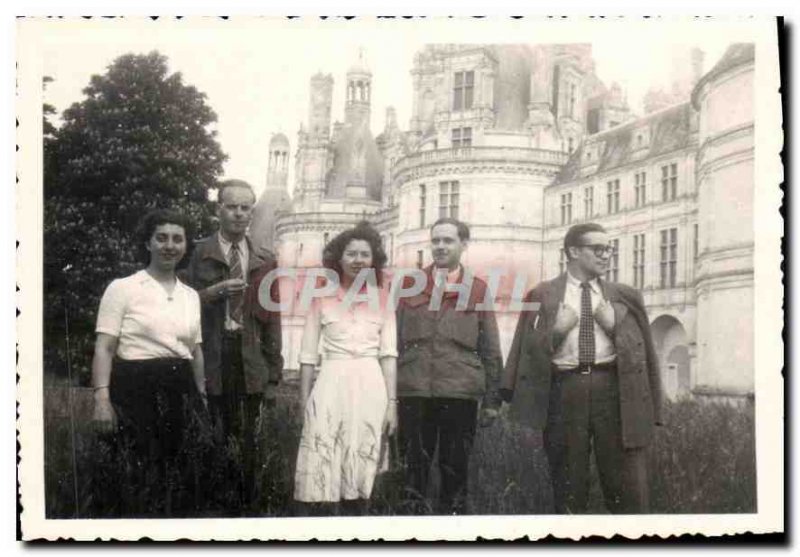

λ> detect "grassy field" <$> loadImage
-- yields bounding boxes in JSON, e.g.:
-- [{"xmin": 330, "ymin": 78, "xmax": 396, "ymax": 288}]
[{"xmin": 44, "ymin": 383, "xmax": 756, "ymax": 518}]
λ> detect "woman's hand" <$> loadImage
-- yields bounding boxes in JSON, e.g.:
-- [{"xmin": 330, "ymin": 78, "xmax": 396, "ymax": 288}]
[
  {"xmin": 92, "ymin": 391, "xmax": 117, "ymax": 433},
  {"xmin": 298, "ymin": 364, "xmax": 314, "ymax": 427},
  {"xmin": 384, "ymin": 401, "xmax": 398, "ymax": 436},
  {"xmin": 297, "ymin": 394, "xmax": 309, "ymax": 426},
  {"xmin": 91, "ymin": 333, "xmax": 118, "ymax": 433}
]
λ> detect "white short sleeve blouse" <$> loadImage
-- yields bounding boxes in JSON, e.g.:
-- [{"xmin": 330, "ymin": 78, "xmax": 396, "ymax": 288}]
[
  {"xmin": 95, "ymin": 269, "xmax": 202, "ymax": 360},
  {"xmin": 299, "ymin": 286, "xmax": 398, "ymax": 366}
]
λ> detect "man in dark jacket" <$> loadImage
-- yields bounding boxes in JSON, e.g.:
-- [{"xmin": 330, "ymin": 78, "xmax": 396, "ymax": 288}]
[
  {"xmin": 183, "ymin": 179, "xmax": 283, "ymax": 503},
  {"xmin": 501, "ymin": 222, "xmax": 662, "ymax": 514},
  {"xmin": 396, "ymin": 217, "xmax": 503, "ymax": 515}
]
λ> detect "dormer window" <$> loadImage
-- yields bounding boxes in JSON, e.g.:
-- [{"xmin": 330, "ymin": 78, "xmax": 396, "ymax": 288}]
[
  {"xmin": 453, "ymin": 71, "xmax": 474, "ymax": 111},
  {"xmin": 452, "ymin": 127, "xmax": 472, "ymax": 148},
  {"xmin": 635, "ymin": 128, "xmax": 649, "ymax": 149}
]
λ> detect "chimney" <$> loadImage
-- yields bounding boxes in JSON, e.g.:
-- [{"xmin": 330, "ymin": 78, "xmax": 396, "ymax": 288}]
[
  {"xmin": 385, "ymin": 106, "xmax": 398, "ymax": 132},
  {"xmin": 691, "ymin": 48, "xmax": 706, "ymax": 86}
]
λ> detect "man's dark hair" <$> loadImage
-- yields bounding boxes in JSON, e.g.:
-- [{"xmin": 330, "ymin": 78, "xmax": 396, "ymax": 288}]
[
  {"xmin": 563, "ymin": 222, "xmax": 607, "ymax": 260},
  {"xmin": 218, "ymin": 179, "xmax": 256, "ymax": 205},
  {"xmin": 135, "ymin": 208, "xmax": 192, "ymax": 265},
  {"xmin": 322, "ymin": 221, "xmax": 388, "ymax": 287},
  {"xmin": 431, "ymin": 217, "xmax": 470, "ymax": 242}
]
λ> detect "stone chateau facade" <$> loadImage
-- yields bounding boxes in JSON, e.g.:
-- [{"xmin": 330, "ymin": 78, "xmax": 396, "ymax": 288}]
[{"xmin": 249, "ymin": 43, "xmax": 755, "ymax": 400}]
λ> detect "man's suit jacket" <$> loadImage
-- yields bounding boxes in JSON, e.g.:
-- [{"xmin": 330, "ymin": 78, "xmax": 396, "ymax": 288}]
[
  {"xmin": 501, "ymin": 273, "xmax": 663, "ymax": 449},
  {"xmin": 183, "ymin": 235, "xmax": 283, "ymax": 396}
]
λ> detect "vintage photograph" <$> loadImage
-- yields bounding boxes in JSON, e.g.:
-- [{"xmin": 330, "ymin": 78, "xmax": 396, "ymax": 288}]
[{"xmin": 17, "ymin": 16, "xmax": 783, "ymax": 540}]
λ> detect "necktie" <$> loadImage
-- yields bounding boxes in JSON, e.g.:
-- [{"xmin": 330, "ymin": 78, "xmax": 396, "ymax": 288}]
[
  {"xmin": 229, "ymin": 243, "xmax": 244, "ymax": 324},
  {"xmin": 578, "ymin": 282, "xmax": 595, "ymax": 371}
]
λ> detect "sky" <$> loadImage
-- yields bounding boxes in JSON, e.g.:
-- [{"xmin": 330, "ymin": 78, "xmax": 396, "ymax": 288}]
[{"xmin": 40, "ymin": 18, "xmax": 734, "ymax": 200}]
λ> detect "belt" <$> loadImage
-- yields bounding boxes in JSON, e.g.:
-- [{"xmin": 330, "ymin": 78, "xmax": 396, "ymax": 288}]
[
  {"xmin": 559, "ymin": 361, "xmax": 617, "ymax": 375},
  {"xmin": 325, "ymin": 352, "xmax": 380, "ymax": 361}
]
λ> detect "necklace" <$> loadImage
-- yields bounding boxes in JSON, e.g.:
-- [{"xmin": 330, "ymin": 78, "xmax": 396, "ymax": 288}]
[{"xmin": 146, "ymin": 268, "xmax": 177, "ymax": 300}]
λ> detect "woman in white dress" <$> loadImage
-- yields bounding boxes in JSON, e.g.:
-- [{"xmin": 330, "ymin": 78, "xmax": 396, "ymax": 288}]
[{"xmin": 294, "ymin": 222, "xmax": 397, "ymax": 515}]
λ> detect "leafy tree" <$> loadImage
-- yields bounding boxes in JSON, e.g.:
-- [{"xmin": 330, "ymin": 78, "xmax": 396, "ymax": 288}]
[
  {"xmin": 44, "ymin": 51, "xmax": 227, "ymax": 381},
  {"xmin": 43, "ymin": 76, "xmax": 57, "ymax": 140}
]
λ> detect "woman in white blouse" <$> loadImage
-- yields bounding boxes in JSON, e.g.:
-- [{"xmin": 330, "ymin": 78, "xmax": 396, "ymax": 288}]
[
  {"xmin": 92, "ymin": 209, "xmax": 205, "ymax": 499},
  {"xmin": 294, "ymin": 222, "xmax": 397, "ymax": 515}
]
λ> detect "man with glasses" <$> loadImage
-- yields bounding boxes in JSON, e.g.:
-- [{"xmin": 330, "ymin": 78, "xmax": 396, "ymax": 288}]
[{"xmin": 501, "ymin": 222, "xmax": 662, "ymax": 513}]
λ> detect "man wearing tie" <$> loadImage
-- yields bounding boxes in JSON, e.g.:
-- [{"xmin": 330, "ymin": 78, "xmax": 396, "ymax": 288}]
[
  {"xmin": 184, "ymin": 179, "xmax": 283, "ymax": 504},
  {"xmin": 501, "ymin": 223, "xmax": 662, "ymax": 513}
]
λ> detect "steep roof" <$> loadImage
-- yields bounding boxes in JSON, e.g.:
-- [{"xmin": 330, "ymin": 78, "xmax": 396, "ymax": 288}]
[
  {"xmin": 554, "ymin": 102, "xmax": 695, "ymax": 184},
  {"xmin": 492, "ymin": 44, "xmax": 532, "ymax": 131},
  {"xmin": 325, "ymin": 120, "xmax": 384, "ymax": 201},
  {"xmin": 691, "ymin": 43, "xmax": 755, "ymax": 109},
  {"xmin": 249, "ymin": 186, "xmax": 291, "ymax": 254}
]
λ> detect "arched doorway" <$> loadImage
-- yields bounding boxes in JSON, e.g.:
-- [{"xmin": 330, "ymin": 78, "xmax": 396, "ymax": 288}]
[{"xmin": 650, "ymin": 315, "xmax": 690, "ymax": 400}]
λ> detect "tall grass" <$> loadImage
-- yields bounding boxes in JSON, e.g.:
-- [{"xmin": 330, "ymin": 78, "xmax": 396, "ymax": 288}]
[{"xmin": 44, "ymin": 386, "xmax": 756, "ymax": 518}]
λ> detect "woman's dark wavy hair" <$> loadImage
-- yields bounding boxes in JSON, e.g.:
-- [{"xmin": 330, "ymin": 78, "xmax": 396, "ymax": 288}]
[
  {"xmin": 322, "ymin": 221, "xmax": 387, "ymax": 287},
  {"xmin": 135, "ymin": 208, "xmax": 193, "ymax": 266}
]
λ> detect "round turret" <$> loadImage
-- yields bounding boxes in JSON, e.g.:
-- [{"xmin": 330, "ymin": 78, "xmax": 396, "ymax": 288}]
[
  {"xmin": 270, "ymin": 132, "xmax": 290, "ymax": 150},
  {"xmin": 347, "ymin": 48, "xmax": 371, "ymax": 77},
  {"xmin": 692, "ymin": 43, "xmax": 755, "ymax": 396}
]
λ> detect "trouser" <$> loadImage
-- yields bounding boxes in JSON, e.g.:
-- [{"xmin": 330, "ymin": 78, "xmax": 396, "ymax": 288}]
[
  {"xmin": 543, "ymin": 365, "xmax": 649, "ymax": 514},
  {"xmin": 209, "ymin": 335, "xmax": 264, "ymax": 501},
  {"xmin": 398, "ymin": 397, "xmax": 478, "ymax": 514},
  {"xmin": 108, "ymin": 358, "xmax": 200, "ymax": 515},
  {"xmin": 110, "ymin": 358, "xmax": 197, "ymax": 461}
]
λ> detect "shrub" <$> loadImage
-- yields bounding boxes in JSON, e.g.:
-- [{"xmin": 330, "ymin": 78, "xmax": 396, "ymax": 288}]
[{"xmin": 44, "ymin": 389, "xmax": 756, "ymax": 518}]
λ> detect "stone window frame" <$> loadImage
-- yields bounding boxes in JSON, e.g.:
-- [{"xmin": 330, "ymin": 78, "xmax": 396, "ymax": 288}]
[
  {"xmin": 633, "ymin": 233, "xmax": 646, "ymax": 289},
  {"xmin": 605, "ymin": 238, "xmax": 620, "ymax": 282},
  {"xmin": 660, "ymin": 227, "xmax": 679, "ymax": 288},
  {"xmin": 560, "ymin": 192, "xmax": 573, "ymax": 225},
  {"xmin": 453, "ymin": 70, "xmax": 475, "ymax": 111}
]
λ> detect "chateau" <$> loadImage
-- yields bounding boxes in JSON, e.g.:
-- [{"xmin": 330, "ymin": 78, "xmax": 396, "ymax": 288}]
[{"xmin": 251, "ymin": 43, "xmax": 755, "ymax": 400}]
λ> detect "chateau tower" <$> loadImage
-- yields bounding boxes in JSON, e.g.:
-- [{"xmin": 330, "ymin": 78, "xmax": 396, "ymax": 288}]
[
  {"xmin": 249, "ymin": 133, "xmax": 292, "ymax": 254},
  {"xmin": 692, "ymin": 44, "xmax": 755, "ymax": 397},
  {"xmin": 326, "ymin": 51, "xmax": 384, "ymax": 201},
  {"xmin": 266, "ymin": 132, "xmax": 290, "ymax": 186},
  {"xmin": 345, "ymin": 49, "xmax": 372, "ymax": 128},
  {"xmin": 308, "ymin": 72, "xmax": 334, "ymax": 141},
  {"xmin": 295, "ymin": 73, "xmax": 334, "ymax": 209}
]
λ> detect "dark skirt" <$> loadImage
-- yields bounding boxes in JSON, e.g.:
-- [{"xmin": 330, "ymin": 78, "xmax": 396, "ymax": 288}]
[{"xmin": 109, "ymin": 358, "xmax": 198, "ymax": 461}]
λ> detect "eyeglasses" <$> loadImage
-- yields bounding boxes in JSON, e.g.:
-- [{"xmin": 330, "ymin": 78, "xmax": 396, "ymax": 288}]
[{"xmin": 577, "ymin": 244, "xmax": 616, "ymax": 257}]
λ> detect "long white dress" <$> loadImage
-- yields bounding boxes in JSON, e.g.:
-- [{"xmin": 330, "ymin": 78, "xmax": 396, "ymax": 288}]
[{"xmin": 294, "ymin": 286, "xmax": 397, "ymax": 502}]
